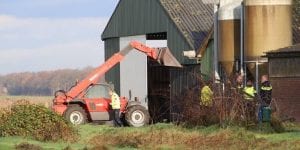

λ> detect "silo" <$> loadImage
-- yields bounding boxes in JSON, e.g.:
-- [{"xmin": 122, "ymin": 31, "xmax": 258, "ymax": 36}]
[
  {"xmin": 218, "ymin": 0, "xmax": 242, "ymax": 76},
  {"xmin": 244, "ymin": 0, "xmax": 293, "ymax": 61}
]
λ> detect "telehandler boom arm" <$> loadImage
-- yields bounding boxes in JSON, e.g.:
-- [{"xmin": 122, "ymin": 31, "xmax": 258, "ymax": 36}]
[{"xmin": 65, "ymin": 41, "xmax": 181, "ymax": 100}]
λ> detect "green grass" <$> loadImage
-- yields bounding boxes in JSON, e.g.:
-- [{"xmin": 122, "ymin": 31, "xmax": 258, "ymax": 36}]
[
  {"xmin": 0, "ymin": 137, "xmax": 83, "ymax": 150},
  {"xmin": 0, "ymin": 123, "xmax": 299, "ymax": 150}
]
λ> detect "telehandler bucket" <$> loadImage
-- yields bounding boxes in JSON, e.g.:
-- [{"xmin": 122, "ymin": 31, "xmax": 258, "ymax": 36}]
[
  {"xmin": 126, "ymin": 41, "xmax": 182, "ymax": 68},
  {"xmin": 156, "ymin": 48, "xmax": 182, "ymax": 68}
]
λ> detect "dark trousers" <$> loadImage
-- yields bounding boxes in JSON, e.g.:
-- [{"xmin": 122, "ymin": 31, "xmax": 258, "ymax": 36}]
[
  {"xmin": 244, "ymin": 101, "xmax": 256, "ymax": 122},
  {"xmin": 113, "ymin": 109, "xmax": 123, "ymax": 127}
]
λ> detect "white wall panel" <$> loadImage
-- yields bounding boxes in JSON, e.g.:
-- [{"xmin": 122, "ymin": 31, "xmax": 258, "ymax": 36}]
[{"xmin": 120, "ymin": 35, "xmax": 147, "ymax": 108}]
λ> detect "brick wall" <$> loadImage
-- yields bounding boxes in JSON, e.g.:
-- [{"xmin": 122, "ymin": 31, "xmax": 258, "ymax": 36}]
[{"xmin": 271, "ymin": 78, "xmax": 300, "ymax": 122}]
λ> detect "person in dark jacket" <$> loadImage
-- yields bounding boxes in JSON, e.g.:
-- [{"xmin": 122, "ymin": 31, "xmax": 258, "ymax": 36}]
[{"xmin": 260, "ymin": 75, "xmax": 272, "ymax": 106}]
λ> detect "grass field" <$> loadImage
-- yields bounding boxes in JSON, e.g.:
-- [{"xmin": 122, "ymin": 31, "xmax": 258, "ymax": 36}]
[
  {"xmin": 0, "ymin": 96, "xmax": 299, "ymax": 150},
  {"xmin": 0, "ymin": 123, "xmax": 299, "ymax": 150}
]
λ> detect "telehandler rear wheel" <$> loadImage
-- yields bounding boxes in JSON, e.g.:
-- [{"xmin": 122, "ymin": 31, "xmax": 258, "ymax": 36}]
[
  {"xmin": 64, "ymin": 105, "xmax": 87, "ymax": 125},
  {"xmin": 125, "ymin": 105, "xmax": 150, "ymax": 127}
]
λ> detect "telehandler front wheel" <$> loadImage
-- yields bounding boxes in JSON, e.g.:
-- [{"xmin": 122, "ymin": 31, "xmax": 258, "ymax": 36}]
[
  {"xmin": 64, "ymin": 105, "xmax": 87, "ymax": 125},
  {"xmin": 125, "ymin": 105, "xmax": 150, "ymax": 127}
]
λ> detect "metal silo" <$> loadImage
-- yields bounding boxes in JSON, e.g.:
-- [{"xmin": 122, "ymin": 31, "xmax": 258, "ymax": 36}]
[
  {"xmin": 218, "ymin": 0, "xmax": 242, "ymax": 76},
  {"xmin": 244, "ymin": 0, "xmax": 293, "ymax": 61}
]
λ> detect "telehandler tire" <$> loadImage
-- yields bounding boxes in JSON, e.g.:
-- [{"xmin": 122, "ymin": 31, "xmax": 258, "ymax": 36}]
[
  {"xmin": 64, "ymin": 105, "xmax": 87, "ymax": 125},
  {"xmin": 125, "ymin": 105, "xmax": 150, "ymax": 127}
]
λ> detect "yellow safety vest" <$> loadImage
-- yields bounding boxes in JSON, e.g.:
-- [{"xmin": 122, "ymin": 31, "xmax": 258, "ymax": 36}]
[
  {"xmin": 261, "ymin": 86, "xmax": 272, "ymax": 91},
  {"xmin": 200, "ymin": 85, "xmax": 213, "ymax": 107},
  {"xmin": 243, "ymin": 86, "xmax": 256, "ymax": 101},
  {"xmin": 111, "ymin": 93, "xmax": 121, "ymax": 109}
]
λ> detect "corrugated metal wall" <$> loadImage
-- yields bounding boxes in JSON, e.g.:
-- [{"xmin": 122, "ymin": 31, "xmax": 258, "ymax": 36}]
[
  {"xmin": 167, "ymin": 22, "xmax": 196, "ymax": 64},
  {"xmin": 104, "ymin": 38, "xmax": 120, "ymax": 94},
  {"xmin": 102, "ymin": 0, "xmax": 168, "ymax": 39},
  {"xmin": 269, "ymin": 57, "xmax": 300, "ymax": 78},
  {"xmin": 148, "ymin": 64, "xmax": 201, "ymax": 122},
  {"xmin": 148, "ymin": 63, "xmax": 171, "ymax": 122},
  {"xmin": 200, "ymin": 40, "xmax": 214, "ymax": 80},
  {"xmin": 170, "ymin": 65, "xmax": 201, "ymax": 121}
]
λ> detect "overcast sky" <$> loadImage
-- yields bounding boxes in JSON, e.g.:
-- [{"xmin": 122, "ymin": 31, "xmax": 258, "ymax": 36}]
[{"xmin": 0, "ymin": 0, "xmax": 119, "ymax": 75}]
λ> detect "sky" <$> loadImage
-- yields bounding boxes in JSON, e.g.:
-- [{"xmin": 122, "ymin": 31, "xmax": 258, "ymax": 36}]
[{"xmin": 0, "ymin": 0, "xmax": 119, "ymax": 75}]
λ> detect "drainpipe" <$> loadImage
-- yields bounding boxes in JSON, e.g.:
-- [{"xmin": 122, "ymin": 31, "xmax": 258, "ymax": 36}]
[
  {"xmin": 214, "ymin": 4, "xmax": 220, "ymax": 83},
  {"xmin": 240, "ymin": 2, "xmax": 244, "ymax": 77},
  {"xmin": 255, "ymin": 60, "xmax": 259, "ymax": 93}
]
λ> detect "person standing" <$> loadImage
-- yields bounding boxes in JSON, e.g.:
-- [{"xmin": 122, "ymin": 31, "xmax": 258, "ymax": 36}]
[
  {"xmin": 200, "ymin": 83, "xmax": 214, "ymax": 107},
  {"xmin": 109, "ymin": 90, "xmax": 124, "ymax": 127},
  {"xmin": 243, "ymin": 80, "xmax": 257, "ymax": 100},
  {"xmin": 258, "ymin": 75, "xmax": 272, "ymax": 123},
  {"xmin": 260, "ymin": 75, "xmax": 272, "ymax": 106},
  {"xmin": 235, "ymin": 74, "xmax": 244, "ymax": 94},
  {"xmin": 243, "ymin": 80, "xmax": 257, "ymax": 122}
]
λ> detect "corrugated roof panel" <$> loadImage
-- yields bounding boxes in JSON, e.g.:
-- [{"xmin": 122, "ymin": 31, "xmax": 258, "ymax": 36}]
[
  {"xmin": 159, "ymin": 0, "xmax": 214, "ymax": 50},
  {"xmin": 267, "ymin": 44, "xmax": 300, "ymax": 53}
]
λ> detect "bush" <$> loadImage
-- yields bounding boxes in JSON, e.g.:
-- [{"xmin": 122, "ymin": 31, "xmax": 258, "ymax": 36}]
[
  {"xmin": 270, "ymin": 116, "xmax": 285, "ymax": 133},
  {"xmin": 0, "ymin": 100, "xmax": 78, "ymax": 142},
  {"xmin": 15, "ymin": 142, "xmax": 42, "ymax": 150}
]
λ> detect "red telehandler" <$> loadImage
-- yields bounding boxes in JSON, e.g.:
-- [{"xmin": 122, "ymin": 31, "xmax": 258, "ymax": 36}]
[{"xmin": 52, "ymin": 41, "xmax": 181, "ymax": 127}]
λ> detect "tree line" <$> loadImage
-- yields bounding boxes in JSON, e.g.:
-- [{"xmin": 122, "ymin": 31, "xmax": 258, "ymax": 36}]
[{"xmin": 0, "ymin": 67, "xmax": 95, "ymax": 96}]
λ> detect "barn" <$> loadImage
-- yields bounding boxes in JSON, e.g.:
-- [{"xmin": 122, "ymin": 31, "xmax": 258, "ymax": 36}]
[
  {"xmin": 101, "ymin": 0, "xmax": 214, "ymax": 122},
  {"xmin": 266, "ymin": 44, "xmax": 300, "ymax": 122}
]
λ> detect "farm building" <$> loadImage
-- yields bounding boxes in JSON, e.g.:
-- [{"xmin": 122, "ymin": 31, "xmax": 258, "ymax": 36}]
[
  {"xmin": 102, "ymin": 0, "xmax": 300, "ymax": 122},
  {"xmin": 102, "ymin": 0, "xmax": 214, "ymax": 122},
  {"xmin": 266, "ymin": 44, "xmax": 300, "ymax": 122}
]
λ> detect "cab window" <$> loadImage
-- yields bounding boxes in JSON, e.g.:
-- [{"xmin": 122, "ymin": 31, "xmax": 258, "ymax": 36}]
[{"xmin": 85, "ymin": 85, "xmax": 110, "ymax": 99}]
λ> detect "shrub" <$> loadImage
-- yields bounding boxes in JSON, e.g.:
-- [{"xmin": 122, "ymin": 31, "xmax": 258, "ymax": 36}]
[
  {"xmin": 15, "ymin": 142, "xmax": 42, "ymax": 150},
  {"xmin": 0, "ymin": 100, "xmax": 78, "ymax": 142}
]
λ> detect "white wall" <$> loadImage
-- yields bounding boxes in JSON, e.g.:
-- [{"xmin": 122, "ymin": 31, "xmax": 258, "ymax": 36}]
[
  {"xmin": 120, "ymin": 35, "xmax": 148, "ymax": 107},
  {"xmin": 146, "ymin": 40, "xmax": 167, "ymax": 47}
]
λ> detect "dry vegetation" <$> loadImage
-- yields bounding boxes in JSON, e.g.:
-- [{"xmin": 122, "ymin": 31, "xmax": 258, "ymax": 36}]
[
  {"xmin": 0, "ymin": 95, "xmax": 52, "ymax": 109},
  {"xmin": 88, "ymin": 124, "xmax": 300, "ymax": 150}
]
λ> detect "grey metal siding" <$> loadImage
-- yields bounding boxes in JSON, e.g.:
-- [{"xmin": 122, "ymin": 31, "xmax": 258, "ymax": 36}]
[
  {"xmin": 148, "ymin": 64, "xmax": 201, "ymax": 122},
  {"xmin": 148, "ymin": 65, "xmax": 171, "ymax": 122},
  {"xmin": 102, "ymin": 0, "xmax": 168, "ymax": 39},
  {"xmin": 170, "ymin": 65, "xmax": 201, "ymax": 121},
  {"xmin": 200, "ymin": 40, "xmax": 214, "ymax": 80},
  {"xmin": 104, "ymin": 38, "xmax": 120, "ymax": 94}
]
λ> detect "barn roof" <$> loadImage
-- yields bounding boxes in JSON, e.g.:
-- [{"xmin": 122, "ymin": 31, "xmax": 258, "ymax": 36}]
[
  {"xmin": 268, "ymin": 44, "xmax": 300, "ymax": 53},
  {"xmin": 266, "ymin": 44, "xmax": 300, "ymax": 57},
  {"xmin": 159, "ymin": 0, "xmax": 214, "ymax": 50},
  {"xmin": 102, "ymin": 0, "xmax": 214, "ymax": 51}
]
